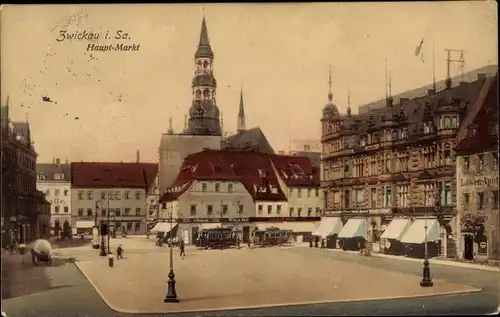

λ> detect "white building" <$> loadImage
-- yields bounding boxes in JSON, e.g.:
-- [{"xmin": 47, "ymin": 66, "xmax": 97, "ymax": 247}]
[
  {"xmin": 159, "ymin": 149, "xmax": 321, "ymax": 244},
  {"xmin": 36, "ymin": 159, "xmax": 71, "ymax": 235}
]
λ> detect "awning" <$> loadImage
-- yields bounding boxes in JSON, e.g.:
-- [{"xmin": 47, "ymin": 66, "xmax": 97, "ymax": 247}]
[
  {"xmin": 150, "ymin": 222, "xmax": 177, "ymax": 233},
  {"xmin": 200, "ymin": 223, "xmax": 223, "ymax": 230},
  {"xmin": 400, "ymin": 218, "xmax": 440, "ymax": 244},
  {"xmin": 313, "ymin": 217, "xmax": 343, "ymax": 238},
  {"xmin": 75, "ymin": 221, "xmax": 95, "ymax": 229},
  {"xmin": 338, "ymin": 218, "xmax": 367, "ymax": 239},
  {"xmin": 380, "ymin": 218, "xmax": 412, "ymax": 240}
]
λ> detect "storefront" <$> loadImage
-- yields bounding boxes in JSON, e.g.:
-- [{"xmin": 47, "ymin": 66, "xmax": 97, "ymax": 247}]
[
  {"xmin": 338, "ymin": 218, "xmax": 367, "ymax": 251},
  {"xmin": 456, "ymin": 171, "xmax": 500, "ymax": 264},
  {"xmin": 400, "ymin": 218, "xmax": 441, "ymax": 258},
  {"xmin": 75, "ymin": 220, "xmax": 95, "ymax": 235},
  {"xmin": 380, "ymin": 218, "xmax": 412, "ymax": 255},
  {"xmin": 313, "ymin": 217, "xmax": 343, "ymax": 248}
]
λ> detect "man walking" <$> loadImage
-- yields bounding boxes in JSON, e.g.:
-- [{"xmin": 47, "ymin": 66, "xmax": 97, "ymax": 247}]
[
  {"xmin": 179, "ymin": 240, "xmax": 186, "ymax": 259},
  {"xmin": 116, "ymin": 244, "xmax": 124, "ymax": 260}
]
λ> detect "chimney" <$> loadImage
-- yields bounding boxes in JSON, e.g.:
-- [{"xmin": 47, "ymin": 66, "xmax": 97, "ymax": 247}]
[
  {"xmin": 136, "ymin": 150, "xmax": 140, "ymax": 163},
  {"xmin": 55, "ymin": 158, "xmax": 60, "ymax": 165},
  {"xmin": 427, "ymin": 89, "xmax": 435, "ymax": 96},
  {"xmin": 399, "ymin": 98, "xmax": 410, "ymax": 104},
  {"xmin": 477, "ymin": 73, "xmax": 487, "ymax": 81}
]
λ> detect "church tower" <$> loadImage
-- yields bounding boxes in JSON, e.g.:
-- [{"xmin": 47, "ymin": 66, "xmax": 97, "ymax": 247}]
[
  {"xmin": 237, "ymin": 88, "xmax": 246, "ymax": 133},
  {"xmin": 187, "ymin": 16, "xmax": 222, "ymax": 136}
]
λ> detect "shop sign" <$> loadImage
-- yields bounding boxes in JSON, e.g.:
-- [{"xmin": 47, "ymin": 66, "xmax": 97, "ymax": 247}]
[
  {"xmin": 476, "ymin": 235, "xmax": 488, "ymax": 255},
  {"xmin": 460, "ymin": 176, "xmax": 499, "ymax": 188}
]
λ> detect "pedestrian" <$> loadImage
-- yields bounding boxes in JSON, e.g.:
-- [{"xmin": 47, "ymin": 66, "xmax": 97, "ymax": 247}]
[
  {"xmin": 179, "ymin": 240, "xmax": 186, "ymax": 259},
  {"xmin": 321, "ymin": 238, "xmax": 326, "ymax": 249},
  {"xmin": 116, "ymin": 244, "xmax": 124, "ymax": 260}
]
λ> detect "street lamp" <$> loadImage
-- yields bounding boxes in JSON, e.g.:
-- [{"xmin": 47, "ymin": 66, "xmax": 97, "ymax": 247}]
[
  {"xmin": 420, "ymin": 185, "xmax": 433, "ymax": 287},
  {"xmin": 164, "ymin": 206, "xmax": 179, "ymax": 303}
]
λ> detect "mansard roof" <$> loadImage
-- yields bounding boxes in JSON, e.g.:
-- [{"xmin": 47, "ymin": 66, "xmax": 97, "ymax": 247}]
[
  {"xmin": 160, "ymin": 149, "xmax": 319, "ymax": 203},
  {"xmin": 71, "ymin": 162, "xmax": 158, "ymax": 190},
  {"xmin": 330, "ymin": 76, "xmax": 487, "ymax": 146},
  {"xmin": 225, "ymin": 127, "xmax": 275, "ymax": 154},
  {"xmin": 37, "ymin": 163, "xmax": 71, "ymax": 181}
]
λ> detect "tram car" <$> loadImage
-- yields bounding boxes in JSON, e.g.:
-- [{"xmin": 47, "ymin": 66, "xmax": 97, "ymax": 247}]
[
  {"xmin": 196, "ymin": 227, "xmax": 239, "ymax": 249},
  {"xmin": 254, "ymin": 227, "xmax": 293, "ymax": 247}
]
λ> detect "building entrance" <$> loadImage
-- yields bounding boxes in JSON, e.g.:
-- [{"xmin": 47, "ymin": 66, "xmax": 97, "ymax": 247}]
[{"xmin": 463, "ymin": 234, "xmax": 474, "ymax": 260}]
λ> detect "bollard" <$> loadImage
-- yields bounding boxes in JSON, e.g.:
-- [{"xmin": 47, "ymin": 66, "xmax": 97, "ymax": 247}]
[{"xmin": 108, "ymin": 254, "xmax": 114, "ymax": 267}]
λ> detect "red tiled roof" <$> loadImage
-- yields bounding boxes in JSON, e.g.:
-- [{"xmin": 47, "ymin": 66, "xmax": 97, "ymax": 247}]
[
  {"xmin": 269, "ymin": 154, "xmax": 319, "ymax": 187},
  {"xmin": 71, "ymin": 162, "xmax": 158, "ymax": 190},
  {"xmin": 160, "ymin": 149, "xmax": 318, "ymax": 202}
]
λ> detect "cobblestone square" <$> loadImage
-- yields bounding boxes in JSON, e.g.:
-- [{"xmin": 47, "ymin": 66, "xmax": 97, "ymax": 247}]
[{"xmin": 75, "ymin": 243, "xmax": 481, "ymax": 314}]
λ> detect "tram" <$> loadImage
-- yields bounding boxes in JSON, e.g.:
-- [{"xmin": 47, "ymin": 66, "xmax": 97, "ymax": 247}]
[
  {"xmin": 196, "ymin": 227, "xmax": 239, "ymax": 249},
  {"xmin": 254, "ymin": 227, "xmax": 293, "ymax": 247}
]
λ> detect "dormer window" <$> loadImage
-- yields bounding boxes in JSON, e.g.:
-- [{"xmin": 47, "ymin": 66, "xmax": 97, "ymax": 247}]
[
  {"xmin": 360, "ymin": 137, "xmax": 366, "ymax": 147},
  {"xmin": 401, "ymin": 129, "xmax": 409, "ymax": 140},
  {"xmin": 258, "ymin": 169, "xmax": 267, "ymax": 178},
  {"xmin": 423, "ymin": 122, "xmax": 431, "ymax": 134}
]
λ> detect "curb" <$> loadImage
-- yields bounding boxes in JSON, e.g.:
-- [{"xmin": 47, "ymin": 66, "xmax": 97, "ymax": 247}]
[
  {"xmin": 324, "ymin": 248, "xmax": 500, "ymax": 272},
  {"xmin": 74, "ymin": 261, "xmax": 482, "ymax": 315}
]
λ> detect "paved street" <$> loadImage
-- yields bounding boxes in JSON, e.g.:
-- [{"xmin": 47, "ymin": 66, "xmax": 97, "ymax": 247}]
[{"xmin": 1, "ymin": 241, "xmax": 499, "ymax": 316}]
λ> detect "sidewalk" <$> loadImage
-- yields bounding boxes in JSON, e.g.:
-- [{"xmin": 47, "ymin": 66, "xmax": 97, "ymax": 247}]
[{"xmin": 325, "ymin": 248, "xmax": 500, "ymax": 272}]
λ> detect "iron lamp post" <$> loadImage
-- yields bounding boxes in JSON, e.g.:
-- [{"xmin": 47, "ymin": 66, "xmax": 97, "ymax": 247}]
[
  {"xmin": 420, "ymin": 187, "xmax": 434, "ymax": 287},
  {"xmin": 164, "ymin": 208, "xmax": 179, "ymax": 303}
]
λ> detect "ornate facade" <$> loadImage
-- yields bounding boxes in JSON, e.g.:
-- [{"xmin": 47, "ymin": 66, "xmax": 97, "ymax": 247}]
[
  {"xmin": 320, "ymin": 69, "xmax": 493, "ymax": 258},
  {"xmin": 1, "ymin": 98, "xmax": 43, "ymax": 246}
]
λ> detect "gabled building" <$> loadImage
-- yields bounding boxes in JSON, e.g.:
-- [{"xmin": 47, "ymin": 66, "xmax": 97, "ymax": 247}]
[
  {"xmin": 1, "ymin": 97, "xmax": 40, "ymax": 246},
  {"xmin": 455, "ymin": 74, "xmax": 499, "ymax": 265},
  {"xmin": 320, "ymin": 66, "xmax": 493, "ymax": 257},
  {"xmin": 70, "ymin": 162, "xmax": 158, "ymax": 235},
  {"xmin": 159, "ymin": 149, "xmax": 321, "ymax": 244},
  {"xmin": 36, "ymin": 158, "xmax": 71, "ymax": 236}
]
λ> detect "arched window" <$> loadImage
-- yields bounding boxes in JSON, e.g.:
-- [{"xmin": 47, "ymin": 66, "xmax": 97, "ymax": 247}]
[
  {"xmin": 203, "ymin": 89, "xmax": 210, "ymax": 99},
  {"xmin": 196, "ymin": 90, "xmax": 201, "ymax": 99},
  {"xmin": 451, "ymin": 117, "xmax": 457, "ymax": 128},
  {"xmin": 203, "ymin": 61, "xmax": 209, "ymax": 69},
  {"xmin": 444, "ymin": 117, "xmax": 451, "ymax": 129},
  {"xmin": 196, "ymin": 61, "xmax": 202, "ymax": 72}
]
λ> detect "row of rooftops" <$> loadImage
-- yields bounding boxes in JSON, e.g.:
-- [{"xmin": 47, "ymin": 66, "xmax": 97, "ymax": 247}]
[
  {"xmin": 161, "ymin": 148, "xmax": 320, "ymax": 203},
  {"xmin": 321, "ymin": 72, "xmax": 498, "ymax": 150},
  {"xmin": 36, "ymin": 161, "xmax": 158, "ymax": 191}
]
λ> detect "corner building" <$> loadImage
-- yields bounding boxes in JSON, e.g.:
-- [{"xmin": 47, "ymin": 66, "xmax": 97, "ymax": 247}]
[
  {"xmin": 455, "ymin": 74, "xmax": 499, "ymax": 265},
  {"xmin": 320, "ymin": 70, "xmax": 493, "ymax": 258}
]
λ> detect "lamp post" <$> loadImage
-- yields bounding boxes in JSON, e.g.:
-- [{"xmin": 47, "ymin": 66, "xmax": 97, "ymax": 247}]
[
  {"xmin": 420, "ymin": 185, "xmax": 433, "ymax": 287},
  {"xmin": 164, "ymin": 207, "xmax": 179, "ymax": 303},
  {"xmin": 108, "ymin": 209, "xmax": 114, "ymax": 254}
]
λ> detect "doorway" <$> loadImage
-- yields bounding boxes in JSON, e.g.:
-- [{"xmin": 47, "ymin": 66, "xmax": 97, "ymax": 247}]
[
  {"xmin": 242, "ymin": 226, "xmax": 250, "ymax": 243},
  {"xmin": 463, "ymin": 234, "xmax": 474, "ymax": 260},
  {"xmin": 191, "ymin": 227, "xmax": 199, "ymax": 245}
]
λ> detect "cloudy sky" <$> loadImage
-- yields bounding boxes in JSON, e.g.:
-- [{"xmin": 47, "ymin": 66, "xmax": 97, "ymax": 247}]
[{"xmin": 1, "ymin": 2, "xmax": 497, "ymax": 163}]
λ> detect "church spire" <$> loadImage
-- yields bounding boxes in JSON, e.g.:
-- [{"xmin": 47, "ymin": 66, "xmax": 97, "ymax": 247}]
[
  {"xmin": 195, "ymin": 15, "xmax": 214, "ymax": 58},
  {"xmin": 237, "ymin": 87, "xmax": 246, "ymax": 133}
]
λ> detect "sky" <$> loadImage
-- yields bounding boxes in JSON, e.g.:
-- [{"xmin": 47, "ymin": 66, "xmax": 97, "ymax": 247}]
[{"xmin": 1, "ymin": 2, "xmax": 498, "ymax": 163}]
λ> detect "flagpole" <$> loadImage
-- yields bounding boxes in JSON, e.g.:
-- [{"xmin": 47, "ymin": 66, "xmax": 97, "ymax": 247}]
[
  {"xmin": 385, "ymin": 58, "xmax": 388, "ymax": 99},
  {"xmin": 432, "ymin": 40, "xmax": 436, "ymax": 93}
]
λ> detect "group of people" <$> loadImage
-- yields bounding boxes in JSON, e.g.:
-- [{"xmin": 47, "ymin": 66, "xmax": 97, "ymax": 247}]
[{"xmin": 155, "ymin": 233, "xmax": 186, "ymax": 258}]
